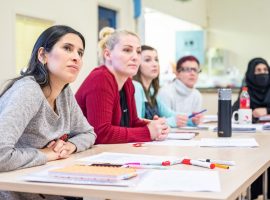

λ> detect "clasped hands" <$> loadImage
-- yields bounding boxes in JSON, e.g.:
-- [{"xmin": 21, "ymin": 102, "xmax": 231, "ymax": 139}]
[
  {"xmin": 40, "ymin": 138, "xmax": 77, "ymax": 161},
  {"xmin": 147, "ymin": 115, "xmax": 170, "ymax": 141}
]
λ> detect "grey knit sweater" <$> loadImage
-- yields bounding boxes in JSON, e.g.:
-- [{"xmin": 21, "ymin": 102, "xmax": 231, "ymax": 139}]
[{"xmin": 0, "ymin": 76, "xmax": 96, "ymax": 199}]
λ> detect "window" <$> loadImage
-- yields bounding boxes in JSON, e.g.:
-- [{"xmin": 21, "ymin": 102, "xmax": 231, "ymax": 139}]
[
  {"xmin": 98, "ymin": 6, "xmax": 117, "ymax": 33},
  {"xmin": 144, "ymin": 8, "xmax": 202, "ymax": 86},
  {"xmin": 16, "ymin": 15, "xmax": 53, "ymax": 74}
]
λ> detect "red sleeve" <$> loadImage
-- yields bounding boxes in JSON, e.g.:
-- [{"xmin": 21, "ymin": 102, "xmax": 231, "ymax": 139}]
[{"xmin": 80, "ymin": 69, "xmax": 151, "ymax": 144}]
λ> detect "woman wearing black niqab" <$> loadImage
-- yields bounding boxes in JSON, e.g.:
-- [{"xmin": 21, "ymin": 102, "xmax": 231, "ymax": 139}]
[
  {"xmin": 232, "ymin": 57, "xmax": 270, "ymax": 200},
  {"xmin": 232, "ymin": 57, "xmax": 270, "ymax": 122}
]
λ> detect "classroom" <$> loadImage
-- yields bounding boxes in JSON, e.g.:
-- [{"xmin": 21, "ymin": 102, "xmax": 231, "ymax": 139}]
[{"xmin": 0, "ymin": 0, "xmax": 270, "ymax": 200}]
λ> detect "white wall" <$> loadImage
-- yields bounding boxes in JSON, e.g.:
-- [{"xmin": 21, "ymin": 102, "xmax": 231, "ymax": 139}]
[
  {"xmin": 207, "ymin": 0, "xmax": 270, "ymax": 74},
  {"xmin": 201, "ymin": 92, "xmax": 239, "ymax": 115},
  {"xmin": 3, "ymin": 0, "xmax": 269, "ymax": 92},
  {"xmin": 0, "ymin": 0, "xmax": 135, "ymax": 91},
  {"xmin": 143, "ymin": 0, "xmax": 207, "ymax": 27}
]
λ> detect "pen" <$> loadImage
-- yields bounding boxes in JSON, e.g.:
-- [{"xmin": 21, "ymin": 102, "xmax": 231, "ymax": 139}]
[
  {"xmin": 188, "ymin": 109, "xmax": 207, "ymax": 118},
  {"xmin": 198, "ymin": 159, "xmax": 236, "ymax": 166},
  {"xmin": 125, "ymin": 161, "xmax": 168, "ymax": 166},
  {"xmin": 126, "ymin": 164, "xmax": 168, "ymax": 170},
  {"xmin": 214, "ymin": 163, "xmax": 230, "ymax": 169},
  {"xmin": 167, "ymin": 159, "xmax": 184, "ymax": 165},
  {"xmin": 182, "ymin": 159, "xmax": 215, "ymax": 169},
  {"xmin": 125, "ymin": 159, "xmax": 183, "ymax": 166}
]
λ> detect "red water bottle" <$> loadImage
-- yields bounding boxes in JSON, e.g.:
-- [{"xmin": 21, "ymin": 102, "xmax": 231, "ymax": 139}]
[{"xmin": 239, "ymin": 87, "xmax": 250, "ymax": 109}]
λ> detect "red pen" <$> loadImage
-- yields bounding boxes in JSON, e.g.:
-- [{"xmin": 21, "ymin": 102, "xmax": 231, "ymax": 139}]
[
  {"xmin": 182, "ymin": 159, "xmax": 215, "ymax": 169},
  {"xmin": 160, "ymin": 159, "xmax": 183, "ymax": 166},
  {"xmin": 125, "ymin": 159, "xmax": 182, "ymax": 166}
]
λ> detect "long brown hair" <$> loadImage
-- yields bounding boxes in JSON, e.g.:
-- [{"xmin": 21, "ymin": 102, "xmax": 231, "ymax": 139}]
[
  {"xmin": 0, "ymin": 25, "xmax": 85, "ymax": 97},
  {"xmin": 133, "ymin": 45, "xmax": 159, "ymax": 107}
]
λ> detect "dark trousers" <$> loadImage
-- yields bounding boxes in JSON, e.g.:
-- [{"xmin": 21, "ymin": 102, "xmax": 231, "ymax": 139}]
[{"xmin": 251, "ymin": 168, "xmax": 270, "ymax": 199}]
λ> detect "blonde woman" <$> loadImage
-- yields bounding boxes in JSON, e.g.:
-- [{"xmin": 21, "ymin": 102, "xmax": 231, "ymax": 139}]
[{"xmin": 76, "ymin": 27, "xmax": 169, "ymax": 144}]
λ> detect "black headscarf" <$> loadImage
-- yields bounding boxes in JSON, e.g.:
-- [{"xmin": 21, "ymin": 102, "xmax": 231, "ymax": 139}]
[{"xmin": 245, "ymin": 57, "xmax": 270, "ymax": 110}]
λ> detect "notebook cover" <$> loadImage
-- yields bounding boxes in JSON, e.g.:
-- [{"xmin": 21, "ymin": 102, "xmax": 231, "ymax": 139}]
[{"xmin": 49, "ymin": 165, "xmax": 137, "ymax": 182}]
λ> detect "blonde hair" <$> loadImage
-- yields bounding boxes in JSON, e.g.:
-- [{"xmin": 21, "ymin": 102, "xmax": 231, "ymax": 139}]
[{"xmin": 98, "ymin": 27, "xmax": 140, "ymax": 64}]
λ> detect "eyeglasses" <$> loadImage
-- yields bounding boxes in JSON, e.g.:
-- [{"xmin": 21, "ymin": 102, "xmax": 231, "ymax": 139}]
[{"xmin": 179, "ymin": 67, "xmax": 202, "ymax": 74}]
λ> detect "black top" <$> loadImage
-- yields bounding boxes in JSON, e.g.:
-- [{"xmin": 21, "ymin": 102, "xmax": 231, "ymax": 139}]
[
  {"xmin": 232, "ymin": 57, "xmax": 270, "ymax": 121},
  {"xmin": 144, "ymin": 102, "xmax": 159, "ymax": 120},
  {"xmin": 119, "ymin": 89, "xmax": 129, "ymax": 127}
]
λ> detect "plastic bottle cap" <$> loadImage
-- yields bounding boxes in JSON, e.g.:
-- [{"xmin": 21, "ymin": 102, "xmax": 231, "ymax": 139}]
[{"xmin": 242, "ymin": 87, "xmax": 248, "ymax": 91}]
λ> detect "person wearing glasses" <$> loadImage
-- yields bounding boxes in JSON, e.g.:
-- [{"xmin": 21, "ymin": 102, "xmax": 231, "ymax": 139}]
[
  {"xmin": 158, "ymin": 55, "xmax": 203, "ymax": 123},
  {"xmin": 133, "ymin": 46, "xmax": 201, "ymax": 127}
]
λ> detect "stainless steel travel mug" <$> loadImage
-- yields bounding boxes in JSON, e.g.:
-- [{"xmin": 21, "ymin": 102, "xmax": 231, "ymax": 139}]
[{"xmin": 217, "ymin": 88, "xmax": 232, "ymax": 137}]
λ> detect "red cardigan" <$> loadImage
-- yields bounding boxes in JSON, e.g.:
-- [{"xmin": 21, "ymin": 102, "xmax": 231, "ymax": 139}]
[{"xmin": 75, "ymin": 65, "xmax": 151, "ymax": 144}]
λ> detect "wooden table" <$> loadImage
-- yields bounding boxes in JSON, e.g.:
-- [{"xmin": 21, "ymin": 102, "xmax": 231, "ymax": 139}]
[{"xmin": 0, "ymin": 131, "xmax": 270, "ymax": 200}]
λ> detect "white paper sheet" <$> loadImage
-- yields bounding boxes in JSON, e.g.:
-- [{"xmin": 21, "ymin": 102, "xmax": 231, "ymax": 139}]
[
  {"xmin": 135, "ymin": 170, "xmax": 221, "ymax": 192},
  {"xmin": 199, "ymin": 138, "xmax": 259, "ymax": 147},
  {"xmin": 167, "ymin": 133, "xmax": 196, "ymax": 140},
  {"xmin": 203, "ymin": 115, "xmax": 218, "ymax": 123},
  {"xmin": 77, "ymin": 152, "xmax": 179, "ymax": 165},
  {"xmin": 148, "ymin": 140, "xmax": 199, "ymax": 146}
]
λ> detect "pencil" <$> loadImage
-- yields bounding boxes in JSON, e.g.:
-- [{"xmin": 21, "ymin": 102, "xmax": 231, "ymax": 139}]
[{"xmin": 214, "ymin": 163, "xmax": 229, "ymax": 169}]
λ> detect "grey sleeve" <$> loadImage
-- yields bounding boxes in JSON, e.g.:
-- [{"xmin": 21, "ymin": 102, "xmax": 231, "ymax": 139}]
[
  {"xmin": 0, "ymin": 82, "xmax": 47, "ymax": 172},
  {"xmin": 68, "ymin": 90, "xmax": 96, "ymax": 152}
]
